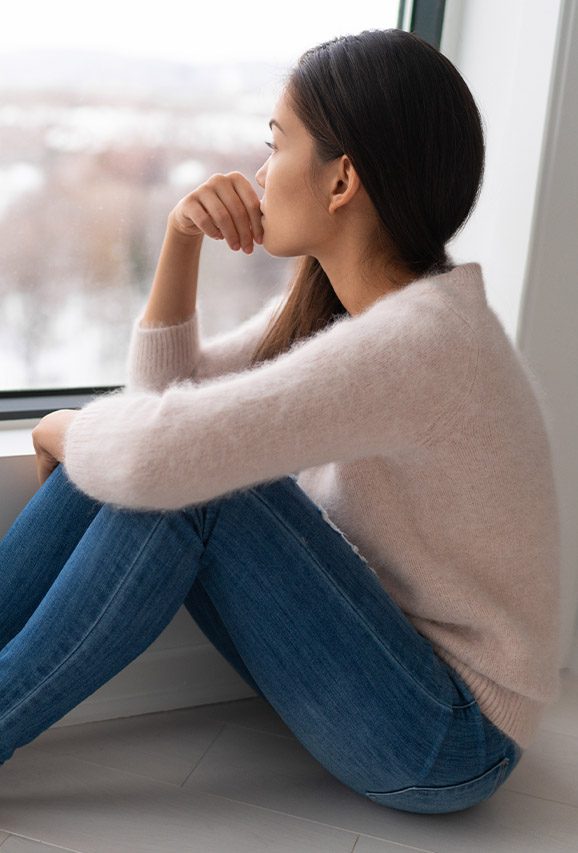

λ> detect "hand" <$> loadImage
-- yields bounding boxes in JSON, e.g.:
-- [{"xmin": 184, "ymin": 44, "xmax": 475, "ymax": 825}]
[
  {"xmin": 168, "ymin": 171, "xmax": 264, "ymax": 254},
  {"xmin": 31, "ymin": 409, "xmax": 78, "ymax": 487}
]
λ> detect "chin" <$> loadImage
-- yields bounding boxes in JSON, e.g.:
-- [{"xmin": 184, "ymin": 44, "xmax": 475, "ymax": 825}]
[
  {"xmin": 264, "ymin": 246, "xmax": 301, "ymax": 259},
  {"xmin": 261, "ymin": 233, "xmax": 307, "ymax": 259}
]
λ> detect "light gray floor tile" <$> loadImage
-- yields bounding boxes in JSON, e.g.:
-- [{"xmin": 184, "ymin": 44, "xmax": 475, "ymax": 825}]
[
  {"xmin": 182, "ymin": 717, "xmax": 578, "ymax": 852},
  {"xmin": 540, "ymin": 669, "xmax": 578, "ymax": 739},
  {"xmin": 188, "ymin": 696, "xmax": 295, "ymax": 738},
  {"xmin": 352, "ymin": 838, "xmax": 436, "ymax": 853},
  {"xmin": 27, "ymin": 697, "xmax": 293, "ymax": 786},
  {"xmin": 500, "ymin": 726, "xmax": 578, "ymax": 807},
  {"xmin": 0, "ymin": 836, "xmax": 83, "ymax": 852},
  {"xmin": 359, "ymin": 791, "xmax": 578, "ymax": 852},
  {"xmin": 0, "ymin": 750, "xmax": 358, "ymax": 853},
  {"xmin": 27, "ymin": 704, "xmax": 228, "ymax": 786},
  {"xmin": 1, "ymin": 675, "xmax": 576, "ymax": 852},
  {"xmin": 182, "ymin": 720, "xmax": 342, "ymax": 797}
]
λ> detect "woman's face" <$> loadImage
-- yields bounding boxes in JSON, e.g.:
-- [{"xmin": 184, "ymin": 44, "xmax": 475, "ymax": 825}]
[
  {"xmin": 255, "ymin": 89, "xmax": 415, "ymax": 310},
  {"xmin": 255, "ymin": 90, "xmax": 330, "ymax": 258}
]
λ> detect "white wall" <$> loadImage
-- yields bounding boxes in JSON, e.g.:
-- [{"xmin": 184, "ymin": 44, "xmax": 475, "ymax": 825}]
[
  {"xmin": 516, "ymin": 0, "xmax": 578, "ymax": 670},
  {"xmin": 444, "ymin": 0, "xmax": 562, "ymax": 342},
  {"xmin": 444, "ymin": 0, "xmax": 578, "ymax": 668}
]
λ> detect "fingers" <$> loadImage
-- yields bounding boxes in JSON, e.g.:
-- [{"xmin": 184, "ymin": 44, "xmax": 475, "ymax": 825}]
[
  {"xmin": 39, "ymin": 458, "xmax": 57, "ymax": 486},
  {"xmin": 36, "ymin": 456, "xmax": 49, "ymax": 487},
  {"xmin": 31, "ymin": 433, "xmax": 57, "ymax": 486},
  {"xmin": 194, "ymin": 186, "xmax": 242, "ymax": 249},
  {"xmin": 228, "ymin": 172, "xmax": 265, "ymax": 248},
  {"xmin": 199, "ymin": 173, "xmax": 262, "ymax": 252},
  {"xmin": 176, "ymin": 172, "xmax": 264, "ymax": 253}
]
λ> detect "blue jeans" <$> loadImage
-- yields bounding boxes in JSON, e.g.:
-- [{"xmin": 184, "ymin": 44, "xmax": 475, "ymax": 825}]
[{"xmin": 0, "ymin": 463, "xmax": 523, "ymax": 814}]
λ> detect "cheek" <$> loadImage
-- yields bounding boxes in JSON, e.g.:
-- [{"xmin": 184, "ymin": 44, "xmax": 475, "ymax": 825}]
[
  {"xmin": 272, "ymin": 171, "xmax": 310, "ymax": 212},
  {"xmin": 265, "ymin": 164, "xmax": 315, "ymax": 226}
]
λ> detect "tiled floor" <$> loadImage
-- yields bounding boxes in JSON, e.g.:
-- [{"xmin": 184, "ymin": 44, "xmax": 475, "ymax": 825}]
[{"xmin": 0, "ymin": 671, "xmax": 577, "ymax": 852}]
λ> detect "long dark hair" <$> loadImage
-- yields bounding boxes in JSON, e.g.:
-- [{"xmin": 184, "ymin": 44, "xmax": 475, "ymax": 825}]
[{"xmin": 250, "ymin": 27, "xmax": 485, "ymax": 366}]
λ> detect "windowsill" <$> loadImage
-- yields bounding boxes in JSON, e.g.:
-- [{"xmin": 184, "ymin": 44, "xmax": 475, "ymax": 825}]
[{"xmin": 0, "ymin": 424, "xmax": 36, "ymax": 458}]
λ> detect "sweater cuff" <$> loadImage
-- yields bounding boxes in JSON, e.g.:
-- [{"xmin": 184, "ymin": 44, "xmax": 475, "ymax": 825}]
[
  {"xmin": 62, "ymin": 389, "xmax": 135, "ymax": 506},
  {"xmin": 125, "ymin": 309, "xmax": 202, "ymax": 394}
]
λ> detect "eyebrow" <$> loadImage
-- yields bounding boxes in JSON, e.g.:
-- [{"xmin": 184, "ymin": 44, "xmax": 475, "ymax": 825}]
[{"xmin": 268, "ymin": 119, "xmax": 286, "ymax": 134}]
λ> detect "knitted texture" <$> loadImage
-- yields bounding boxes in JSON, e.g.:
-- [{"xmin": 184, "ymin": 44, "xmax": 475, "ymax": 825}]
[{"xmin": 63, "ymin": 262, "xmax": 561, "ymax": 749}]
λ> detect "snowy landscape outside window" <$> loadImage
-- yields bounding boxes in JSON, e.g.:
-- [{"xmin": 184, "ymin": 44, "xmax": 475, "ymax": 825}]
[{"xmin": 0, "ymin": 1, "xmax": 401, "ymax": 398}]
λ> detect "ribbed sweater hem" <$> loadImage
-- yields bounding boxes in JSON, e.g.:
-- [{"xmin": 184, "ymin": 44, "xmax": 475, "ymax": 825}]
[
  {"xmin": 434, "ymin": 646, "xmax": 555, "ymax": 750},
  {"xmin": 125, "ymin": 310, "xmax": 201, "ymax": 393}
]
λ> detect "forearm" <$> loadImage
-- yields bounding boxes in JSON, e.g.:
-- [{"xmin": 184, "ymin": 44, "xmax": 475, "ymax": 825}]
[{"xmin": 141, "ymin": 220, "xmax": 203, "ymax": 327}]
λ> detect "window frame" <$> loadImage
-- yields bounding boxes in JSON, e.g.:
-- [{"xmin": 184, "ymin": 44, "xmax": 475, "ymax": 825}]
[
  {"xmin": 0, "ymin": 0, "xmax": 446, "ymax": 422},
  {"xmin": 398, "ymin": 0, "xmax": 447, "ymax": 48}
]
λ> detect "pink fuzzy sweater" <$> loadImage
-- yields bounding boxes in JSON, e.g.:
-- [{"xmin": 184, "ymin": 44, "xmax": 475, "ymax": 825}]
[{"xmin": 63, "ymin": 261, "xmax": 561, "ymax": 749}]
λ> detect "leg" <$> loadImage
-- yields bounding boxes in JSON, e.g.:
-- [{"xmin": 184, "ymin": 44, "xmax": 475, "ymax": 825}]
[
  {"xmin": 0, "ymin": 464, "xmax": 103, "ymax": 650},
  {"xmin": 0, "ymin": 469, "xmax": 518, "ymax": 814},
  {"xmin": 0, "ymin": 463, "xmax": 263, "ymax": 700},
  {"xmin": 188, "ymin": 477, "xmax": 522, "ymax": 812},
  {"xmin": 0, "ymin": 476, "xmax": 214, "ymax": 764},
  {"xmin": 183, "ymin": 579, "xmax": 265, "ymax": 698},
  {"xmin": 0, "ymin": 463, "xmax": 265, "ymax": 762}
]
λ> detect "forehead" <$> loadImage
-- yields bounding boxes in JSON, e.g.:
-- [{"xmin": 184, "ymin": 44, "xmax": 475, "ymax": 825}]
[
  {"xmin": 272, "ymin": 90, "xmax": 295, "ymax": 118},
  {"xmin": 272, "ymin": 89, "xmax": 294, "ymax": 125}
]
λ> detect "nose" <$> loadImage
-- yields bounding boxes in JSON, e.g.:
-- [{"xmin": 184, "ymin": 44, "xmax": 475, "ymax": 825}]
[{"xmin": 255, "ymin": 162, "xmax": 266, "ymax": 188}]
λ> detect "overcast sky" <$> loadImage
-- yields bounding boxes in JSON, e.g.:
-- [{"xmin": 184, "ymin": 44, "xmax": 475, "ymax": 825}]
[{"xmin": 2, "ymin": 1, "xmax": 399, "ymax": 66}]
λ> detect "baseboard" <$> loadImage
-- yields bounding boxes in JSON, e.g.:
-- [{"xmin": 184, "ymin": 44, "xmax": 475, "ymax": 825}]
[{"xmin": 50, "ymin": 641, "xmax": 259, "ymax": 728}]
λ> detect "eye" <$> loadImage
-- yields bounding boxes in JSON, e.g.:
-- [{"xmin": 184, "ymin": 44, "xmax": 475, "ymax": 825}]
[{"xmin": 264, "ymin": 140, "xmax": 277, "ymax": 152}]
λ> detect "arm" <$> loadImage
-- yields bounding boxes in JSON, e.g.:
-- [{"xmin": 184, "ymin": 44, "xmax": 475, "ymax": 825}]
[
  {"xmin": 126, "ymin": 173, "xmax": 267, "ymax": 392},
  {"xmin": 63, "ymin": 293, "xmax": 478, "ymax": 512},
  {"xmin": 126, "ymin": 290, "xmax": 285, "ymax": 394},
  {"xmin": 141, "ymin": 219, "xmax": 202, "ymax": 327},
  {"xmin": 125, "ymin": 216, "xmax": 283, "ymax": 393},
  {"xmin": 125, "ymin": 219, "xmax": 201, "ymax": 394}
]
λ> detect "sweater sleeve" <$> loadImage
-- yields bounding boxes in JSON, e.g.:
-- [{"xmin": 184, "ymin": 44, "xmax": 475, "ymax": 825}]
[
  {"xmin": 125, "ymin": 293, "xmax": 285, "ymax": 393},
  {"xmin": 63, "ymin": 293, "xmax": 478, "ymax": 511}
]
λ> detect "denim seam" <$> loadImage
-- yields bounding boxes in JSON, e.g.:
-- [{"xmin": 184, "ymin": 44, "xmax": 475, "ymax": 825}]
[
  {"xmin": 249, "ymin": 487, "xmax": 458, "ymax": 712},
  {"xmin": 0, "ymin": 514, "xmax": 166, "ymax": 726}
]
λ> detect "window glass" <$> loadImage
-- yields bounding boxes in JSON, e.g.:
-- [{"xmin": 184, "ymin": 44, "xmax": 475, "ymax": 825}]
[{"xmin": 0, "ymin": 0, "xmax": 400, "ymax": 391}]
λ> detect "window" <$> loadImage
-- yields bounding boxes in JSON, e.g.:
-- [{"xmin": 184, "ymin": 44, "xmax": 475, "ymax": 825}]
[{"xmin": 0, "ymin": 0, "xmax": 445, "ymax": 421}]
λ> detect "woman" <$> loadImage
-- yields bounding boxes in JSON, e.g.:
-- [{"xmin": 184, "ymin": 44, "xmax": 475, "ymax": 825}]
[{"xmin": 0, "ymin": 29, "xmax": 560, "ymax": 814}]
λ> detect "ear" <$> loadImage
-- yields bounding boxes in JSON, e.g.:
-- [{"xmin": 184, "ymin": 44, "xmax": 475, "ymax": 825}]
[{"xmin": 327, "ymin": 154, "xmax": 362, "ymax": 215}]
